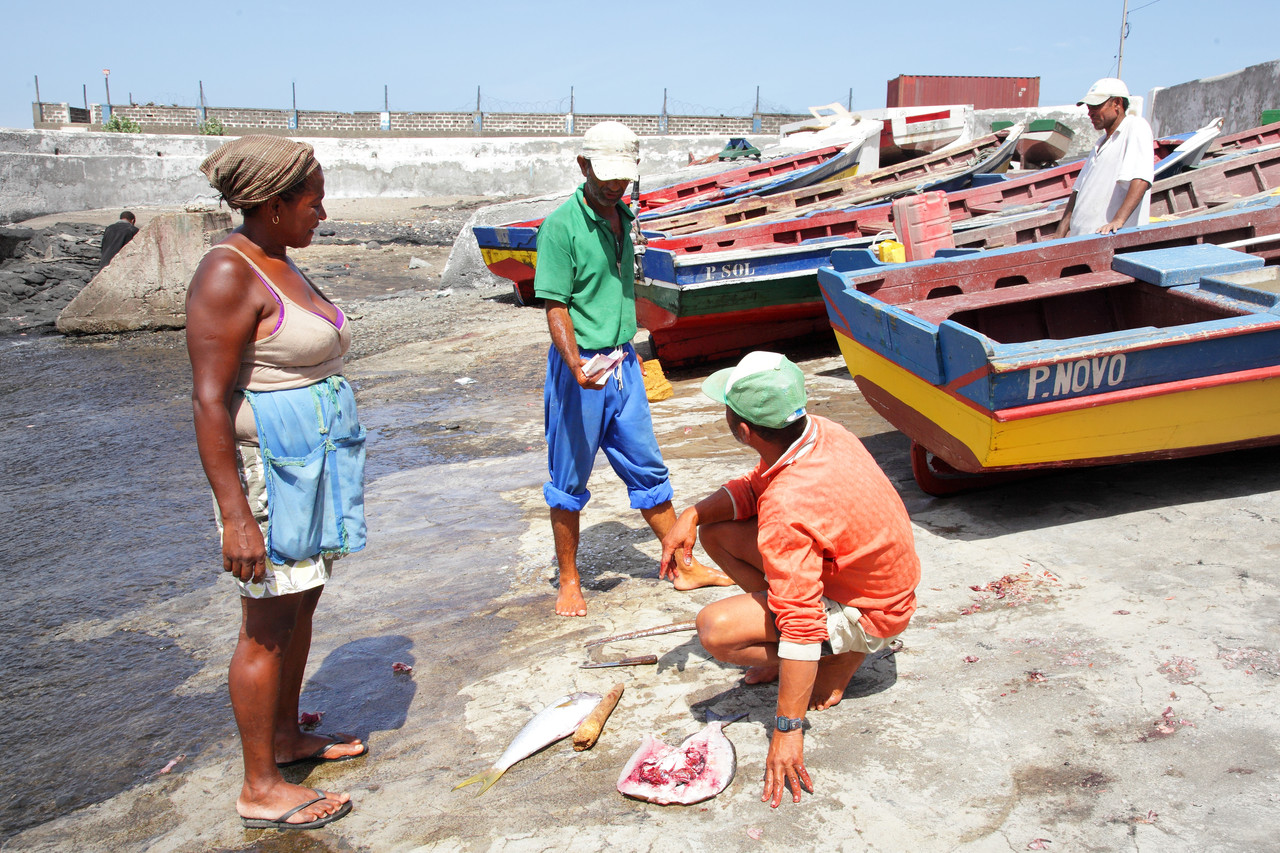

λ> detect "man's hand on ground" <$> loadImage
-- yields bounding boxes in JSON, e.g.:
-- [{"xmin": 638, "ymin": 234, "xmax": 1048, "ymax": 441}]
[
  {"xmin": 658, "ymin": 507, "xmax": 699, "ymax": 581},
  {"xmin": 762, "ymin": 730, "xmax": 812, "ymax": 808}
]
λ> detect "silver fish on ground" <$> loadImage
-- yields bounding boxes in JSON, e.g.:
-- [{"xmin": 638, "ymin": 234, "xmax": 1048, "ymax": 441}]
[
  {"xmin": 454, "ymin": 691, "xmax": 602, "ymax": 795},
  {"xmin": 616, "ymin": 719, "xmax": 738, "ymax": 805}
]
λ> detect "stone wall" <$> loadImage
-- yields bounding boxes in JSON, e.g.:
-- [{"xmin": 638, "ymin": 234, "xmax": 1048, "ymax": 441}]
[{"xmin": 1148, "ymin": 58, "xmax": 1280, "ymax": 137}]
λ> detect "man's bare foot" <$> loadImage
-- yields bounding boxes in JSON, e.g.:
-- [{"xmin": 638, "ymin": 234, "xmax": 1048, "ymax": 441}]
[
  {"xmin": 671, "ymin": 558, "xmax": 736, "ymax": 591},
  {"xmin": 275, "ymin": 732, "xmax": 366, "ymax": 767},
  {"xmin": 556, "ymin": 580, "xmax": 587, "ymax": 617},
  {"xmin": 237, "ymin": 781, "xmax": 350, "ymax": 826},
  {"xmin": 744, "ymin": 665, "xmax": 779, "ymax": 684},
  {"xmin": 808, "ymin": 652, "xmax": 866, "ymax": 710}
]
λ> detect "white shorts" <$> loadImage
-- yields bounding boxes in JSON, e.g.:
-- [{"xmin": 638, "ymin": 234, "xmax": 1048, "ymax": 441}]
[
  {"xmin": 213, "ymin": 444, "xmax": 333, "ymax": 599},
  {"xmin": 822, "ymin": 597, "xmax": 901, "ymax": 656}
]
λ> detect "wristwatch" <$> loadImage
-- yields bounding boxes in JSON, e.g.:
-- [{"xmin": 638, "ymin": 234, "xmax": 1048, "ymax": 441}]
[{"xmin": 775, "ymin": 714, "xmax": 809, "ymax": 733}]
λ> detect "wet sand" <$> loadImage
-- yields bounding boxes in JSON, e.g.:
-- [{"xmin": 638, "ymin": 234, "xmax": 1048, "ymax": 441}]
[{"xmin": 7, "ymin": 198, "xmax": 1280, "ymax": 851}]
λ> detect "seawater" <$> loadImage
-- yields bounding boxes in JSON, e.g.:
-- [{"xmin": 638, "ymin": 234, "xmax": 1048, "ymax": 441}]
[
  {"xmin": 0, "ymin": 332, "xmax": 219, "ymax": 837},
  {"xmin": 0, "ymin": 330, "xmax": 531, "ymax": 839}
]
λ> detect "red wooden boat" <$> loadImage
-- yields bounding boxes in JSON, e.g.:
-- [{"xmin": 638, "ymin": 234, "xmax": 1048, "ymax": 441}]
[
  {"xmin": 635, "ymin": 141, "xmax": 1280, "ymax": 366},
  {"xmin": 473, "ymin": 143, "xmax": 861, "ymax": 302},
  {"xmin": 953, "ymin": 142, "xmax": 1280, "ymax": 251},
  {"xmin": 649, "ymin": 130, "xmax": 1014, "ymax": 236}
]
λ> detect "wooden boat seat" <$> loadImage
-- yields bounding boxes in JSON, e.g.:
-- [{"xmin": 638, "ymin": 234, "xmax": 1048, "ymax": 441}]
[{"xmin": 905, "ymin": 270, "xmax": 1132, "ymax": 325}]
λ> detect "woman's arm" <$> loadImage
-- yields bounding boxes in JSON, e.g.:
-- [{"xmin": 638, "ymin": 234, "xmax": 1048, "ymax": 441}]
[{"xmin": 185, "ymin": 249, "xmax": 273, "ymax": 583}]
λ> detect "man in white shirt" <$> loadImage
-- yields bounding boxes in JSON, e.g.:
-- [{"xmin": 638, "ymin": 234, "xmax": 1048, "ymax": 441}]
[{"xmin": 1055, "ymin": 77, "xmax": 1155, "ymax": 238}]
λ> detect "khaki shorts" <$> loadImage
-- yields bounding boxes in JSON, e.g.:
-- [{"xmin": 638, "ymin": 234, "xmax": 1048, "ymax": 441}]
[
  {"xmin": 822, "ymin": 597, "xmax": 901, "ymax": 656},
  {"xmin": 213, "ymin": 444, "xmax": 332, "ymax": 600}
]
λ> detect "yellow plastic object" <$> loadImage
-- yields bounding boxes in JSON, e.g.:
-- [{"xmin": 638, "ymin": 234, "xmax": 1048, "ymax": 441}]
[
  {"xmin": 643, "ymin": 359, "xmax": 673, "ymax": 402},
  {"xmin": 877, "ymin": 240, "xmax": 905, "ymax": 264}
]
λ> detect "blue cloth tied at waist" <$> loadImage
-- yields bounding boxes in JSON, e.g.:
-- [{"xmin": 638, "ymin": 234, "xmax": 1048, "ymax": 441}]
[{"xmin": 243, "ymin": 375, "xmax": 367, "ymax": 564}]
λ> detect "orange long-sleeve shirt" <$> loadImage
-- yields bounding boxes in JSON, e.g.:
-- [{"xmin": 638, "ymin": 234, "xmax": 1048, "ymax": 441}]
[{"xmin": 721, "ymin": 416, "xmax": 920, "ymax": 660}]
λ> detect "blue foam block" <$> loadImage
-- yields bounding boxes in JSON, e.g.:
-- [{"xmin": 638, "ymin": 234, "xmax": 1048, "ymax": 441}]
[{"xmin": 1111, "ymin": 244, "xmax": 1264, "ymax": 287}]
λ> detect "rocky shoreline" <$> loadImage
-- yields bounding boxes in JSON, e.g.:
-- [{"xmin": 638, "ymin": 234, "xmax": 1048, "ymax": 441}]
[
  {"xmin": 0, "ymin": 196, "xmax": 504, "ymax": 351},
  {"xmin": 0, "ymin": 222, "xmax": 102, "ymax": 334}
]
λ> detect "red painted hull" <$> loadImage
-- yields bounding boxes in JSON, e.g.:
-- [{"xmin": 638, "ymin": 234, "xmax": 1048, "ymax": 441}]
[{"xmin": 637, "ymin": 299, "xmax": 831, "ymax": 365}]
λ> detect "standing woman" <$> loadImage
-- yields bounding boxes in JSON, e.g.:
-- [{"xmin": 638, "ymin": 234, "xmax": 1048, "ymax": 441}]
[{"xmin": 187, "ymin": 136, "xmax": 367, "ymax": 830}]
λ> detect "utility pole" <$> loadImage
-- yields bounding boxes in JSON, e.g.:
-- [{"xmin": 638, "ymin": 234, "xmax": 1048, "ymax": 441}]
[
  {"xmin": 476, "ymin": 86, "xmax": 481, "ymax": 113},
  {"xmin": 1117, "ymin": 0, "xmax": 1130, "ymax": 78},
  {"xmin": 102, "ymin": 68, "xmax": 111, "ymax": 116},
  {"xmin": 384, "ymin": 84, "xmax": 388, "ymax": 111},
  {"xmin": 34, "ymin": 75, "xmax": 40, "ymax": 106}
]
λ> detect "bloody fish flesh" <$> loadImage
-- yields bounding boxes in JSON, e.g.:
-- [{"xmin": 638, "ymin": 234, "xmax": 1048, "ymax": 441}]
[{"xmin": 616, "ymin": 720, "xmax": 737, "ymax": 805}]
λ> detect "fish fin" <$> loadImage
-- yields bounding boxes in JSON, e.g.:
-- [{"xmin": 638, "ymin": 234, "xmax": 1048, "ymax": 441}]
[
  {"xmin": 453, "ymin": 770, "xmax": 489, "ymax": 791},
  {"xmin": 475, "ymin": 767, "xmax": 508, "ymax": 795},
  {"xmin": 453, "ymin": 767, "xmax": 507, "ymax": 794}
]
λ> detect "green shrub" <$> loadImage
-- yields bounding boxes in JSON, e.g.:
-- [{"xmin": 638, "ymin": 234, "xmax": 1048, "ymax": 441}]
[
  {"xmin": 198, "ymin": 117, "xmax": 226, "ymax": 136},
  {"xmin": 102, "ymin": 113, "xmax": 142, "ymax": 133}
]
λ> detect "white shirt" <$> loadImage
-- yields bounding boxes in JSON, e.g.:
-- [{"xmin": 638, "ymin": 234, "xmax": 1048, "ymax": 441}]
[{"xmin": 1068, "ymin": 114, "xmax": 1155, "ymax": 237}]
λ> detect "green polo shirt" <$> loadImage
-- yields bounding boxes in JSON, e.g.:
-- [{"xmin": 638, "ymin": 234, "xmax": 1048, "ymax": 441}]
[{"xmin": 533, "ymin": 185, "xmax": 637, "ymax": 351}]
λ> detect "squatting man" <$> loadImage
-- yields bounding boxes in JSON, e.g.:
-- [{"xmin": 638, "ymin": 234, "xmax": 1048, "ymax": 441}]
[{"xmin": 661, "ymin": 351, "xmax": 921, "ymax": 807}]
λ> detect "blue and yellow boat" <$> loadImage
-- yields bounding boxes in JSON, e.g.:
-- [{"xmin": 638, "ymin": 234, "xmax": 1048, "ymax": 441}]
[{"xmin": 817, "ymin": 198, "xmax": 1280, "ymax": 494}]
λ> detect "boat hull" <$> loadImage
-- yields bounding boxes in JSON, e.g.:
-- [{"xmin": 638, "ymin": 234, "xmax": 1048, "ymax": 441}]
[
  {"xmin": 818, "ymin": 221, "xmax": 1280, "ymax": 490},
  {"xmin": 832, "ymin": 327, "xmax": 1280, "ymax": 475}
]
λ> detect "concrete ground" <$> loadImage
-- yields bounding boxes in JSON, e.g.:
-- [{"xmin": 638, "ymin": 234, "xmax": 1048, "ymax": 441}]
[{"xmin": 8, "ymin": 201, "xmax": 1280, "ymax": 852}]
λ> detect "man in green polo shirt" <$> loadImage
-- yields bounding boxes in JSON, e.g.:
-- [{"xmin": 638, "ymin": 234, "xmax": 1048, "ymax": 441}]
[{"xmin": 534, "ymin": 121, "xmax": 731, "ymax": 617}]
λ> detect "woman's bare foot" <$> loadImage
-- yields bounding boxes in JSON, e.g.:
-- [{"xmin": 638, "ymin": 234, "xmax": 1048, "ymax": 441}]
[
  {"xmin": 275, "ymin": 731, "xmax": 365, "ymax": 766},
  {"xmin": 744, "ymin": 665, "xmax": 779, "ymax": 684},
  {"xmin": 671, "ymin": 558, "xmax": 736, "ymax": 591},
  {"xmin": 808, "ymin": 652, "xmax": 866, "ymax": 710},
  {"xmin": 556, "ymin": 578, "xmax": 587, "ymax": 617},
  {"xmin": 237, "ymin": 781, "xmax": 350, "ymax": 826}
]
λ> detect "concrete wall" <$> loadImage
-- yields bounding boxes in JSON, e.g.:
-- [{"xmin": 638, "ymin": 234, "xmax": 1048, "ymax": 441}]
[
  {"xmin": 1148, "ymin": 59, "xmax": 1280, "ymax": 138},
  {"xmin": 0, "ymin": 129, "xmax": 772, "ymax": 224}
]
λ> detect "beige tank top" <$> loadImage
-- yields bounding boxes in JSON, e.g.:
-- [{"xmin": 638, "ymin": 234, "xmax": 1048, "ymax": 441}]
[{"xmin": 208, "ymin": 244, "xmax": 351, "ymax": 444}]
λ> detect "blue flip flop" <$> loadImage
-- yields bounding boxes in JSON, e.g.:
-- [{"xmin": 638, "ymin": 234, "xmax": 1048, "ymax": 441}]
[
  {"xmin": 277, "ymin": 734, "xmax": 369, "ymax": 768},
  {"xmin": 241, "ymin": 789, "xmax": 353, "ymax": 830}
]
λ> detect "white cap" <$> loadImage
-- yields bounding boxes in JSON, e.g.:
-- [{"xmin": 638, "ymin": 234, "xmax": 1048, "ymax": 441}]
[
  {"xmin": 1078, "ymin": 77, "xmax": 1130, "ymax": 107},
  {"xmin": 581, "ymin": 121, "xmax": 640, "ymax": 182}
]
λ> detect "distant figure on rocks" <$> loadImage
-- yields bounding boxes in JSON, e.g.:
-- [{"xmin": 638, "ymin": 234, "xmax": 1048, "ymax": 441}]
[
  {"xmin": 534, "ymin": 121, "xmax": 733, "ymax": 617},
  {"xmin": 1055, "ymin": 77, "xmax": 1155, "ymax": 238},
  {"xmin": 98, "ymin": 211, "xmax": 138, "ymax": 268},
  {"xmin": 187, "ymin": 135, "xmax": 368, "ymax": 831},
  {"xmin": 660, "ymin": 352, "xmax": 920, "ymax": 808}
]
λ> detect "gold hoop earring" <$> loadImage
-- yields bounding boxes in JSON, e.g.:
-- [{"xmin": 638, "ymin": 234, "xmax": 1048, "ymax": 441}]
[{"xmin": 272, "ymin": 214, "xmax": 280, "ymax": 225}]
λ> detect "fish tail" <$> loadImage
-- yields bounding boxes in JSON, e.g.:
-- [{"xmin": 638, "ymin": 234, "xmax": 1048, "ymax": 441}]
[{"xmin": 453, "ymin": 767, "xmax": 506, "ymax": 794}]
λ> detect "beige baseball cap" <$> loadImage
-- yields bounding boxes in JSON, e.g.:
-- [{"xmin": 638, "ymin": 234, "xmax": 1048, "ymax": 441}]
[
  {"xmin": 1078, "ymin": 77, "xmax": 1130, "ymax": 107},
  {"xmin": 581, "ymin": 121, "xmax": 640, "ymax": 182}
]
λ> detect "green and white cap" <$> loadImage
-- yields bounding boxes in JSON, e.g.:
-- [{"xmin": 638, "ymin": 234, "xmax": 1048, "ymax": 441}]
[{"xmin": 702, "ymin": 351, "xmax": 807, "ymax": 429}]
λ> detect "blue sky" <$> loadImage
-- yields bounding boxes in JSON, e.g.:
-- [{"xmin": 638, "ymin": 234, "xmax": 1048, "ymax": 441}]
[{"xmin": 3, "ymin": 0, "xmax": 1278, "ymax": 130}]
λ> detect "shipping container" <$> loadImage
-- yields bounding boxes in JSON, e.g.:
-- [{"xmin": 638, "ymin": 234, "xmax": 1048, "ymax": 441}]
[{"xmin": 887, "ymin": 75, "xmax": 1040, "ymax": 110}]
